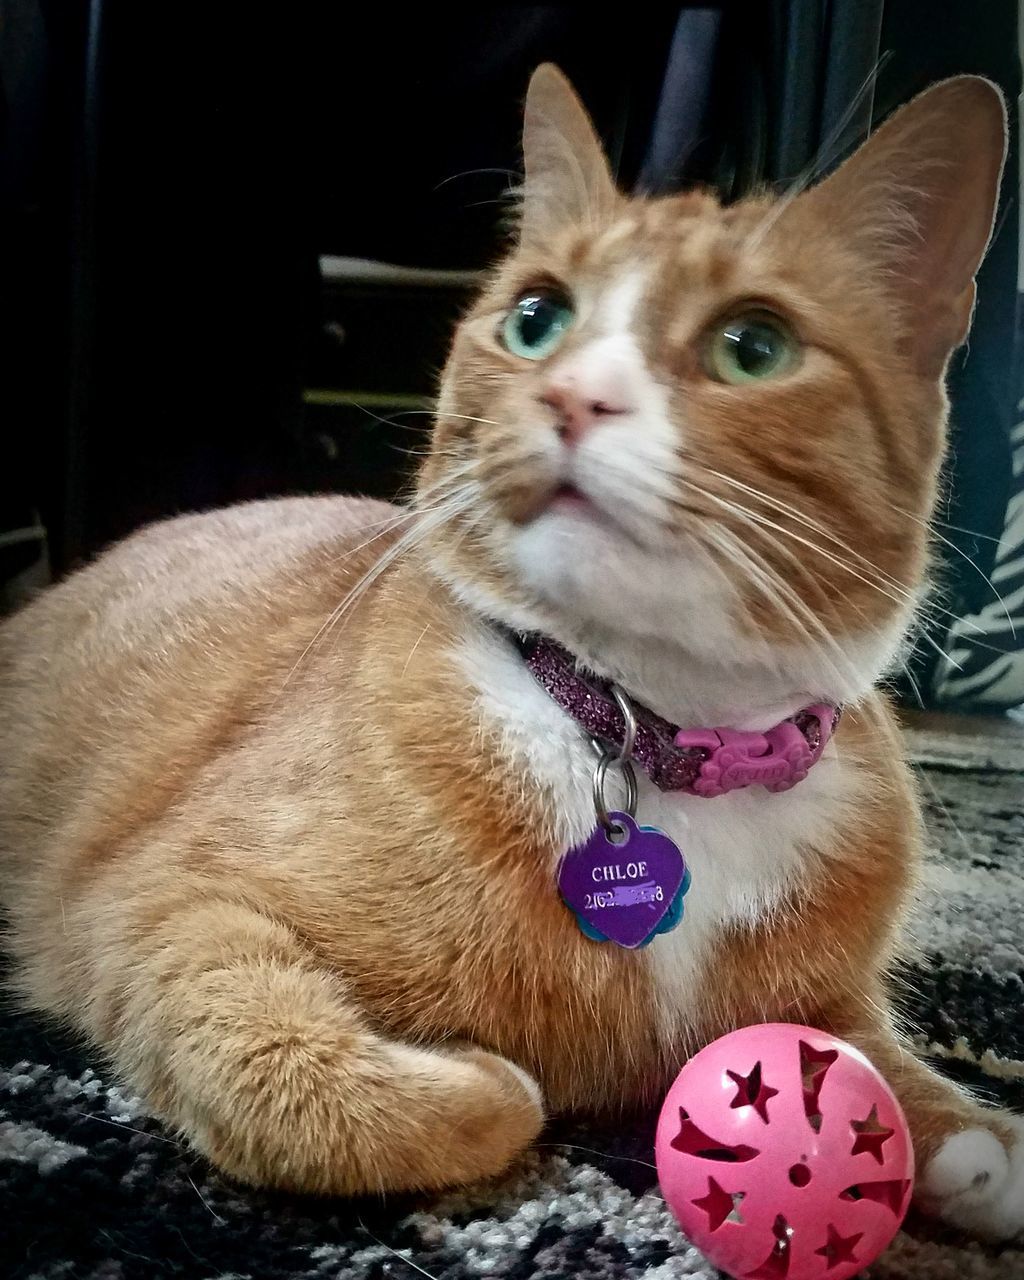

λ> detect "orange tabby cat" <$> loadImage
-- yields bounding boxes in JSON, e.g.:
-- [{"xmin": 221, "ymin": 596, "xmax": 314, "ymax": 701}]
[{"xmin": 1, "ymin": 66, "xmax": 1020, "ymax": 1236}]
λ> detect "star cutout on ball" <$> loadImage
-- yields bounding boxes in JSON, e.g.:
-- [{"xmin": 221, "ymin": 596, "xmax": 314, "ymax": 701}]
[
  {"xmin": 799, "ymin": 1040, "xmax": 839, "ymax": 1131},
  {"xmin": 691, "ymin": 1176, "xmax": 745, "ymax": 1232},
  {"xmin": 726, "ymin": 1060, "xmax": 779, "ymax": 1123},
  {"xmin": 815, "ymin": 1223, "xmax": 864, "ymax": 1270},
  {"xmin": 850, "ymin": 1103, "xmax": 895, "ymax": 1163}
]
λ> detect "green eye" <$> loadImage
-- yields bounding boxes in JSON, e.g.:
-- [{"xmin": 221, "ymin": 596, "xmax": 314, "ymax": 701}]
[
  {"xmin": 501, "ymin": 291, "xmax": 574, "ymax": 360},
  {"xmin": 706, "ymin": 312, "xmax": 799, "ymax": 384}
]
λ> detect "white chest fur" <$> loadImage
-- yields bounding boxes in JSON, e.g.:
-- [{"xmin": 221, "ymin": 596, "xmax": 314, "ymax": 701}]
[{"xmin": 454, "ymin": 622, "xmax": 858, "ymax": 1038}]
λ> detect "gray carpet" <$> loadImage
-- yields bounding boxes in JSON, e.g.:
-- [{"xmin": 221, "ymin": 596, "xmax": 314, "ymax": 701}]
[{"xmin": 2, "ymin": 724, "xmax": 1023, "ymax": 1279}]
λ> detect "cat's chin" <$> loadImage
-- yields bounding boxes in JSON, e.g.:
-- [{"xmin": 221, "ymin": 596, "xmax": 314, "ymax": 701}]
[
  {"xmin": 507, "ymin": 507, "xmax": 737, "ymax": 654},
  {"xmin": 429, "ymin": 506, "xmax": 913, "ymax": 727}
]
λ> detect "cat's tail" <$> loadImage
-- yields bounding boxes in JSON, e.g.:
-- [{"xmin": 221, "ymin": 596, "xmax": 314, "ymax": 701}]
[{"xmin": 84, "ymin": 899, "xmax": 544, "ymax": 1194}]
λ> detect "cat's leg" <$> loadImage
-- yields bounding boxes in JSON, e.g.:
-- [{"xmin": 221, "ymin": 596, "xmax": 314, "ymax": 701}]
[
  {"xmin": 85, "ymin": 899, "xmax": 544, "ymax": 1195},
  {"xmin": 837, "ymin": 1017, "xmax": 1024, "ymax": 1239}
]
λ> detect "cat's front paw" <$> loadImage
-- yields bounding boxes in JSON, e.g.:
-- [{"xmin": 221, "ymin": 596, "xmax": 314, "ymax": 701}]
[{"xmin": 921, "ymin": 1114, "xmax": 1024, "ymax": 1239}]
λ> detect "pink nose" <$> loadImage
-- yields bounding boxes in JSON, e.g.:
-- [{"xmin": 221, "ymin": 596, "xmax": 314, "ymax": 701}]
[{"xmin": 540, "ymin": 381, "xmax": 631, "ymax": 446}]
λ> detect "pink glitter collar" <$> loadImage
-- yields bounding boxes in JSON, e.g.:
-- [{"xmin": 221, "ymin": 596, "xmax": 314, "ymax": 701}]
[{"xmin": 515, "ymin": 633, "xmax": 839, "ymax": 797}]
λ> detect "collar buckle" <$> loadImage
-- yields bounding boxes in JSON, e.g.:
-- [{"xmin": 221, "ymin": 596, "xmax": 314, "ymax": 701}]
[{"xmin": 674, "ymin": 704, "xmax": 836, "ymax": 798}]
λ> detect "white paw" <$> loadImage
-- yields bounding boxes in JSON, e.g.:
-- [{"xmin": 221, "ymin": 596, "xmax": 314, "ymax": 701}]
[{"xmin": 922, "ymin": 1114, "xmax": 1024, "ymax": 1239}]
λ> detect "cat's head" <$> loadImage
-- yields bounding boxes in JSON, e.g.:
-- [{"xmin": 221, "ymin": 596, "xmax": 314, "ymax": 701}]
[{"xmin": 420, "ymin": 66, "xmax": 1005, "ymax": 717}]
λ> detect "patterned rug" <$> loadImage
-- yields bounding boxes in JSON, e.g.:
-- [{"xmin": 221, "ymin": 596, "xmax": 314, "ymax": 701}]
[{"xmin": 2, "ymin": 724, "xmax": 1023, "ymax": 1280}]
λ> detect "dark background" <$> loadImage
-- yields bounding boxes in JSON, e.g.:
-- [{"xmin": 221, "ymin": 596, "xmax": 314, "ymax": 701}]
[{"xmin": 1, "ymin": 1, "xmax": 1020, "ymax": 702}]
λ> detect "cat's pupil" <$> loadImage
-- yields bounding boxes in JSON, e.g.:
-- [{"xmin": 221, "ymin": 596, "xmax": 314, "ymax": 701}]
[
  {"xmin": 725, "ymin": 321, "xmax": 781, "ymax": 375},
  {"xmin": 518, "ymin": 296, "xmax": 560, "ymax": 347}
]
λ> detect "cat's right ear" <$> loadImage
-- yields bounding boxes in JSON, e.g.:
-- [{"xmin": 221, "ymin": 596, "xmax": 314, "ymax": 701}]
[{"xmin": 520, "ymin": 65, "xmax": 618, "ymax": 247}]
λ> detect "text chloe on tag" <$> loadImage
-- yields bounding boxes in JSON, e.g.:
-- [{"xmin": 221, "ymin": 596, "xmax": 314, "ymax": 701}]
[{"xmin": 556, "ymin": 812, "xmax": 690, "ymax": 949}]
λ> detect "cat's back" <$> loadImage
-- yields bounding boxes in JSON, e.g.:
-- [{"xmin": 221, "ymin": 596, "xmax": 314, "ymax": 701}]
[{"xmin": 0, "ymin": 495, "xmax": 397, "ymax": 881}]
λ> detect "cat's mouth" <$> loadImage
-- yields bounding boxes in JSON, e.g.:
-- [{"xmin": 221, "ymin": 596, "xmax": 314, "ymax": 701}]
[
  {"xmin": 531, "ymin": 479, "xmax": 655, "ymax": 550},
  {"xmin": 500, "ymin": 464, "xmax": 660, "ymax": 549},
  {"xmin": 549, "ymin": 482, "xmax": 590, "ymax": 510},
  {"xmin": 508, "ymin": 479, "xmax": 592, "ymax": 524}
]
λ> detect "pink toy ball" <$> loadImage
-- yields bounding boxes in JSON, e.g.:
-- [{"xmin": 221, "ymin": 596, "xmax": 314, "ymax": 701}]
[{"xmin": 655, "ymin": 1024, "xmax": 914, "ymax": 1280}]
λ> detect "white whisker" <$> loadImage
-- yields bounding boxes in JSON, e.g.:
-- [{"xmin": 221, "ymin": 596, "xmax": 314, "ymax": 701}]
[
  {"xmin": 884, "ymin": 500, "xmax": 1016, "ymax": 641},
  {"xmin": 276, "ymin": 478, "xmax": 482, "ymax": 693},
  {"xmin": 700, "ymin": 522, "xmax": 866, "ymax": 695},
  {"xmin": 697, "ymin": 465, "xmax": 995, "ymax": 645},
  {"xmin": 681, "ymin": 474, "xmax": 973, "ymax": 674},
  {"xmin": 695, "ymin": 468, "xmax": 1011, "ymax": 661}
]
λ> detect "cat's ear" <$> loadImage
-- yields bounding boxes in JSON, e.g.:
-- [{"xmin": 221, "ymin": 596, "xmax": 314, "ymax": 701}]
[
  {"xmin": 520, "ymin": 64, "xmax": 618, "ymax": 247},
  {"xmin": 802, "ymin": 76, "xmax": 1006, "ymax": 377}
]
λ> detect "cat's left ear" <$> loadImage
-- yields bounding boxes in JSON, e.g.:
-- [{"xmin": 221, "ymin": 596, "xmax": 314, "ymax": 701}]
[
  {"xmin": 802, "ymin": 76, "xmax": 1007, "ymax": 377},
  {"xmin": 520, "ymin": 65, "xmax": 618, "ymax": 248}
]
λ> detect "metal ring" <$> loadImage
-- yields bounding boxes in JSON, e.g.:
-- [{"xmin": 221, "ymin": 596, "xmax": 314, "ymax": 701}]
[
  {"xmin": 609, "ymin": 685, "xmax": 638, "ymax": 765},
  {"xmin": 592, "ymin": 750, "xmax": 638, "ymax": 833}
]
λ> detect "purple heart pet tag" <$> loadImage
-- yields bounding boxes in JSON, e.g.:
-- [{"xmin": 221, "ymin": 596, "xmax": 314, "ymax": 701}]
[{"xmin": 557, "ymin": 813, "xmax": 690, "ymax": 949}]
